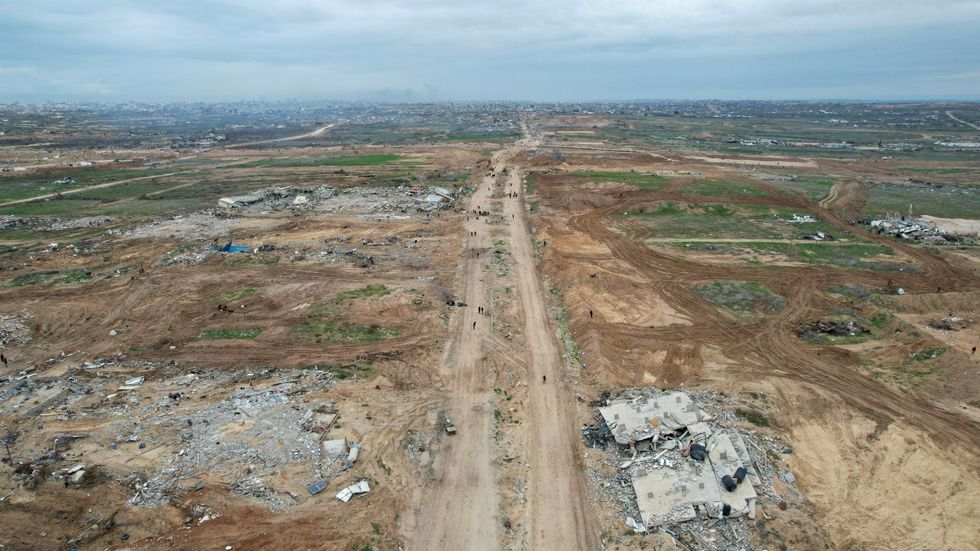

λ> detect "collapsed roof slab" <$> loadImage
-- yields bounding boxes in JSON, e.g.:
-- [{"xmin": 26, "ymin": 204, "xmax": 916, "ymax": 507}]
[
  {"xmin": 632, "ymin": 463, "xmax": 720, "ymax": 527},
  {"xmin": 599, "ymin": 392, "xmax": 701, "ymax": 445},
  {"xmin": 708, "ymin": 433, "xmax": 758, "ymax": 518}
]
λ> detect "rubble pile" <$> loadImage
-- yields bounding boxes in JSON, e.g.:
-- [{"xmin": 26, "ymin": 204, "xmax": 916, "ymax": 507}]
[
  {"xmin": 796, "ymin": 320, "xmax": 870, "ymax": 339},
  {"xmin": 860, "ymin": 216, "xmax": 966, "ymax": 244},
  {"xmin": 218, "ymin": 184, "xmax": 461, "ymax": 217},
  {"xmin": 583, "ymin": 388, "xmax": 798, "ymax": 539},
  {"xmin": 928, "ymin": 314, "xmax": 969, "ymax": 332},
  {"xmin": 122, "ymin": 212, "xmax": 257, "ymax": 241},
  {"xmin": 0, "ymin": 311, "xmax": 33, "ymax": 347},
  {"xmin": 125, "ymin": 371, "xmax": 335, "ymax": 509},
  {"xmin": 48, "ymin": 216, "xmax": 116, "ymax": 231},
  {"xmin": 0, "ymin": 215, "xmax": 40, "ymax": 231}
]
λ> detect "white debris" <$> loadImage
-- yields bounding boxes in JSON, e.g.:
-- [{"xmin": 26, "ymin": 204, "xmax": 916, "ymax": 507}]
[{"xmin": 335, "ymin": 480, "xmax": 370, "ymax": 503}]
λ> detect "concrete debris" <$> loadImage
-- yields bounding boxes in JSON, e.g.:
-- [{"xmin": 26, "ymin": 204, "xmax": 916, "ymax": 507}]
[
  {"xmin": 796, "ymin": 320, "xmax": 869, "ymax": 338},
  {"xmin": 928, "ymin": 315, "xmax": 969, "ymax": 332},
  {"xmin": 335, "ymin": 479, "xmax": 370, "ymax": 503},
  {"xmin": 123, "ymin": 369, "xmax": 334, "ymax": 510},
  {"xmin": 598, "ymin": 391, "xmax": 700, "ymax": 445},
  {"xmin": 625, "ymin": 516, "xmax": 647, "ymax": 533},
  {"xmin": 585, "ymin": 388, "xmax": 798, "ymax": 533},
  {"xmin": 48, "ymin": 216, "xmax": 116, "ymax": 231},
  {"xmin": 0, "ymin": 312, "xmax": 33, "ymax": 347},
  {"xmin": 861, "ymin": 216, "xmax": 971, "ymax": 244}
]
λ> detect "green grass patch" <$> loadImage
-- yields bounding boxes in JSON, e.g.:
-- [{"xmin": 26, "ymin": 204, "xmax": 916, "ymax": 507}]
[
  {"xmin": 60, "ymin": 269, "xmax": 92, "ymax": 284},
  {"xmin": 291, "ymin": 320, "xmax": 399, "ymax": 344},
  {"xmin": 860, "ymin": 181, "xmax": 980, "ymax": 219},
  {"xmin": 8, "ymin": 271, "xmax": 58, "ymax": 287},
  {"xmin": 898, "ymin": 167, "xmax": 978, "ymax": 175},
  {"xmin": 232, "ymin": 153, "xmax": 403, "ymax": 169},
  {"xmin": 694, "ymin": 281, "xmax": 785, "ymax": 314},
  {"xmin": 679, "ymin": 241, "xmax": 906, "ymax": 271},
  {"xmin": 736, "ymin": 407, "xmax": 770, "ymax": 427},
  {"xmin": 910, "ymin": 347, "xmax": 946, "ymax": 361},
  {"xmin": 623, "ymin": 201, "xmax": 840, "ymax": 240},
  {"xmin": 869, "ymin": 312, "xmax": 890, "ymax": 328},
  {"xmin": 575, "ymin": 170, "xmax": 667, "ymax": 190},
  {"xmin": 291, "ymin": 288, "xmax": 399, "ymax": 345},
  {"xmin": 213, "ymin": 287, "xmax": 258, "ymax": 302},
  {"xmin": 333, "ymin": 284, "xmax": 391, "ymax": 302},
  {"xmin": 682, "ymin": 179, "xmax": 768, "ymax": 198},
  {"xmin": 200, "ymin": 328, "xmax": 262, "ymax": 340}
]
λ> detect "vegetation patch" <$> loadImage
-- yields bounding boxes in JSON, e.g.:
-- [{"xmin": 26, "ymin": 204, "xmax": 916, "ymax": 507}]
[
  {"xmin": 213, "ymin": 287, "xmax": 258, "ymax": 302},
  {"xmin": 622, "ymin": 201, "xmax": 840, "ymax": 240},
  {"xmin": 200, "ymin": 328, "xmax": 262, "ymax": 340},
  {"xmin": 333, "ymin": 284, "xmax": 391, "ymax": 303},
  {"xmin": 233, "ymin": 153, "xmax": 403, "ymax": 168},
  {"xmin": 575, "ymin": 170, "xmax": 667, "ymax": 190},
  {"xmin": 292, "ymin": 285, "xmax": 399, "ymax": 344},
  {"xmin": 290, "ymin": 320, "xmax": 398, "ymax": 344},
  {"xmin": 909, "ymin": 347, "xmax": 946, "ymax": 361},
  {"xmin": 736, "ymin": 407, "xmax": 770, "ymax": 427},
  {"xmin": 694, "ymin": 281, "xmax": 785, "ymax": 314},
  {"xmin": 679, "ymin": 241, "xmax": 907, "ymax": 271},
  {"xmin": 9, "ymin": 271, "xmax": 59, "ymax": 287},
  {"xmin": 682, "ymin": 179, "xmax": 768, "ymax": 198},
  {"xmin": 860, "ymin": 181, "xmax": 980, "ymax": 219}
]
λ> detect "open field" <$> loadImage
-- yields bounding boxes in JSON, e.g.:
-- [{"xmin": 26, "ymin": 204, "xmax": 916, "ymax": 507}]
[{"xmin": 1, "ymin": 101, "xmax": 979, "ymax": 551}]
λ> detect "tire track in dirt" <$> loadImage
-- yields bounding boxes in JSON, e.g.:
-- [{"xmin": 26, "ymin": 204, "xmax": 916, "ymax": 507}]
[
  {"xmin": 554, "ymin": 182, "xmax": 980, "ymax": 453},
  {"xmin": 409, "ymin": 157, "xmax": 500, "ymax": 551},
  {"xmin": 503, "ymin": 165, "xmax": 599, "ymax": 550}
]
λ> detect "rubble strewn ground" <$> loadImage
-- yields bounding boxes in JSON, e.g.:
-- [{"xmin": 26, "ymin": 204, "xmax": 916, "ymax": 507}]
[{"xmin": 2, "ymin": 103, "xmax": 979, "ymax": 551}]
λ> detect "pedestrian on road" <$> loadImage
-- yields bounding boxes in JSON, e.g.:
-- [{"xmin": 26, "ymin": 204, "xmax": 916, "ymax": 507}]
[
  {"xmin": 589, "ymin": 310, "xmax": 593, "ymax": 318},
  {"xmin": 542, "ymin": 375, "xmax": 547, "ymax": 383},
  {"xmin": 973, "ymin": 346, "xmax": 977, "ymax": 354},
  {"xmin": 473, "ymin": 321, "xmax": 477, "ymax": 330}
]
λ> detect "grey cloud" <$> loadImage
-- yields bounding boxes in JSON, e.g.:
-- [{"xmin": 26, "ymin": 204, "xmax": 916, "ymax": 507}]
[{"xmin": 0, "ymin": 0, "xmax": 978, "ymax": 101}]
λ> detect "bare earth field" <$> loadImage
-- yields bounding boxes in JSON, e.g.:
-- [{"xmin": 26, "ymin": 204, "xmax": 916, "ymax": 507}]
[{"xmin": 1, "ymin": 102, "xmax": 979, "ymax": 550}]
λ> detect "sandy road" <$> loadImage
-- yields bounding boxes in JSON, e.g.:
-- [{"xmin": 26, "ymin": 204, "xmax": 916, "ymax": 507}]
[
  {"xmin": 414, "ymin": 159, "xmax": 500, "ymax": 551},
  {"xmin": 222, "ymin": 123, "xmax": 335, "ymax": 149},
  {"xmin": 413, "ymin": 131, "xmax": 598, "ymax": 549},
  {"xmin": 502, "ymin": 164, "xmax": 598, "ymax": 549},
  {"xmin": 946, "ymin": 111, "xmax": 980, "ymax": 131}
]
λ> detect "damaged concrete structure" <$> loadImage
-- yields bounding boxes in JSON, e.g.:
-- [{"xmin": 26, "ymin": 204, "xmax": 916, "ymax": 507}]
[{"xmin": 597, "ymin": 392, "xmax": 759, "ymax": 528}]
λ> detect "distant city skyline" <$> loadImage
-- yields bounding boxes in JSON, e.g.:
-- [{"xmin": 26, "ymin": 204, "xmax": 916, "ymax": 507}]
[{"xmin": 2, "ymin": 0, "xmax": 979, "ymax": 102}]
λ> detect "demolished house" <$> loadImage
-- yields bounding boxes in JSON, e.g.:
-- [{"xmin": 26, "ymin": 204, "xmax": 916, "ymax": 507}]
[{"xmin": 595, "ymin": 391, "xmax": 759, "ymax": 528}]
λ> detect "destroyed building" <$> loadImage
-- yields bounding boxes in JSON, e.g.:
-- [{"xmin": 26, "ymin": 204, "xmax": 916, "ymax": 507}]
[{"xmin": 594, "ymin": 391, "xmax": 759, "ymax": 529}]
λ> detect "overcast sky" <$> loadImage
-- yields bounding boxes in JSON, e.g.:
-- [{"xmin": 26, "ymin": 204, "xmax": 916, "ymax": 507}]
[{"xmin": 2, "ymin": 0, "xmax": 979, "ymax": 102}]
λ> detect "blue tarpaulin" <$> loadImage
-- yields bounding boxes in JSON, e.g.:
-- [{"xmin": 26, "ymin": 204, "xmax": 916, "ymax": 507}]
[{"xmin": 218, "ymin": 240, "xmax": 250, "ymax": 253}]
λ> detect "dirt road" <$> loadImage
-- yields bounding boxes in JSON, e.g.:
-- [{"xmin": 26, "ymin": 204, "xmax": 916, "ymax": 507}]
[
  {"xmin": 0, "ymin": 171, "xmax": 181, "ymax": 208},
  {"xmin": 223, "ymin": 123, "xmax": 335, "ymax": 149},
  {"xmin": 413, "ymin": 130, "xmax": 597, "ymax": 549},
  {"xmin": 413, "ymin": 159, "xmax": 500, "ymax": 551},
  {"xmin": 946, "ymin": 110, "xmax": 980, "ymax": 131},
  {"xmin": 503, "ymin": 165, "xmax": 599, "ymax": 549}
]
